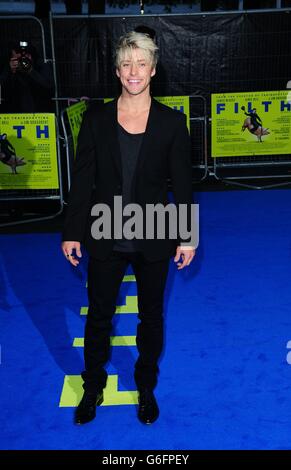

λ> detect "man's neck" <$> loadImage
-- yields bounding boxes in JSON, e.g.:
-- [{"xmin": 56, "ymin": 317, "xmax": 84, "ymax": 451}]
[{"xmin": 118, "ymin": 92, "xmax": 151, "ymax": 113}]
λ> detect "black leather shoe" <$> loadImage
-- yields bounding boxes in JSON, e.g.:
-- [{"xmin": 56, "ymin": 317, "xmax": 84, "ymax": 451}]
[
  {"xmin": 74, "ymin": 391, "xmax": 103, "ymax": 425},
  {"xmin": 137, "ymin": 389, "xmax": 159, "ymax": 424}
]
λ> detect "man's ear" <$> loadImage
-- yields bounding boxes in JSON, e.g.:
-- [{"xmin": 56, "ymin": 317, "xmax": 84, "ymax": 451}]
[
  {"xmin": 151, "ymin": 67, "xmax": 156, "ymax": 78},
  {"xmin": 116, "ymin": 68, "xmax": 120, "ymax": 78}
]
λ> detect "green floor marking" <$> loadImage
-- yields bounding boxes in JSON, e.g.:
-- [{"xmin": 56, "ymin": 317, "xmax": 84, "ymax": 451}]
[
  {"xmin": 85, "ymin": 274, "xmax": 135, "ymax": 288},
  {"xmin": 123, "ymin": 275, "xmax": 136, "ymax": 282},
  {"xmin": 59, "ymin": 374, "xmax": 138, "ymax": 407},
  {"xmin": 80, "ymin": 295, "xmax": 138, "ymax": 315},
  {"xmin": 73, "ymin": 336, "xmax": 136, "ymax": 347}
]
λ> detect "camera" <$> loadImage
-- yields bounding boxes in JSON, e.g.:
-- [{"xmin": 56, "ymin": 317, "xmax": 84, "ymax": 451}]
[{"xmin": 17, "ymin": 41, "xmax": 32, "ymax": 71}]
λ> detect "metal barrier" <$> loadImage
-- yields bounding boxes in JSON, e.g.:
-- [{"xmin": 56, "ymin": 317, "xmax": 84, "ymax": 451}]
[
  {"xmin": 207, "ymin": 9, "xmax": 291, "ymax": 189},
  {"xmin": 60, "ymin": 95, "xmax": 207, "ymax": 201},
  {"xmin": 0, "ymin": 15, "xmax": 47, "ymax": 60},
  {"xmin": 1, "ymin": 8, "xmax": 290, "ymax": 212},
  {"xmin": 210, "ymin": 88, "xmax": 291, "ymax": 189},
  {"xmin": 60, "ymin": 98, "xmax": 89, "ymax": 194},
  {"xmin": 51, "ymin": 9, "xmax": 291, "ymax": 189},
  {"xmin": 0, "ymin": 114, "xmax": 63, "ymax": 227},
  {"xmin": 189, "ymin": 95, "xmax": 208, "ymax": 181},
  {"xmin": 0, "ymin": 16, "xmax": 63, "ymax": 226},
  {"xmin": 211, "ymin": 149, "xmax": 291, "ymax": 190}
]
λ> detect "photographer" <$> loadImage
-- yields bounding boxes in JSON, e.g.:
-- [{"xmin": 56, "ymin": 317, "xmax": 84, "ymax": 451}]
[{"xmin": 0, "ymin": 41, "xmax": 54, "ymax": 113}]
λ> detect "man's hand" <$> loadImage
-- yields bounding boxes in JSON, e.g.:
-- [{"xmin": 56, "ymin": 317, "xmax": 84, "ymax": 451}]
[
  {"xmin": 62, "ymin": 241, "xmax": 82, "ymax": 267},
  {"xmin": 9, "ymin": 57, "xmax": 19, "ymax": 74},
  {"xmin": 174, "ymin": 246, "xmax": 195, "ymax": 270}
]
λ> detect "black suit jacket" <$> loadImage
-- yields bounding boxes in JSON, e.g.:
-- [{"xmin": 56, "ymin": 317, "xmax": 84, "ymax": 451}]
[{"xmin": 62, "ymin": 98, "xmax": 193, "ymax": 261}]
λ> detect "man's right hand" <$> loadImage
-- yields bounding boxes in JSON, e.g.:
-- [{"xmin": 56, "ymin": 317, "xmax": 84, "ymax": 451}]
[
  {"xmin": 62, "ymin": 241, "xmax": 82, "ymax": 267},
  {"xmin": 9, "ymin": 58, "xmax": 19, "ymax": 74}
]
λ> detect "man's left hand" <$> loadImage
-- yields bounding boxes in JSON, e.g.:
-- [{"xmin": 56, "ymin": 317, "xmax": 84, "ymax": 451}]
[{"xmin": 174, "ymin": 246, "xmax": 195, "ymax": 270}]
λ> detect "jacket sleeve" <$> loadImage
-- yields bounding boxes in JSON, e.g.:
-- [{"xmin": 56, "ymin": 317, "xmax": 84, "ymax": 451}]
[
  {"xmin": 0, "ymin": 65, "xmax": 11, "ymax": 85},
  {"xmin": 168, "ymin": 113, "xmax": 194, "ymax": 246},
  {"xmin": 62, "ymin": 109, "xmax": 96, "ymax": 242},
  {"xmin": 27, "ymin": 63, "xmax": 54, "ymax": 91}
]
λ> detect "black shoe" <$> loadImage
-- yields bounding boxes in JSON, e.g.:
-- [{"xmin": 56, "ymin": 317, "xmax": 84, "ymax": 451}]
[
  {"xmin": 137, "ymin": 389, "xmax": 159, "ymax": 424},
  {"xmin": 74, "ymin": 391, "xmax": 103, "ymax": 425}
]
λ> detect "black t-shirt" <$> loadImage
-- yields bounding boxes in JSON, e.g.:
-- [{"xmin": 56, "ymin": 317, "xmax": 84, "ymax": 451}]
[{"xmin": 113, "ymin": 123, "xmax": 144, "ymax": 252}]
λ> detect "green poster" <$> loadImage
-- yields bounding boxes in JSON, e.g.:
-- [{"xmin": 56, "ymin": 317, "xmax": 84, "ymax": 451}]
[
  {"xmin": 66, "ymin": 100, "xmax": 87, "ymax": 156},
  {"xmin": 211, "ymin": 90, "xmax": 291, "ymax": 157},
  {"xmin": 155, "ymin": 96, "xmax": 190, "ymax": 130},
  {"xmin": 0, "ymin": 113, "xmax": 59, "ymax": 190}
]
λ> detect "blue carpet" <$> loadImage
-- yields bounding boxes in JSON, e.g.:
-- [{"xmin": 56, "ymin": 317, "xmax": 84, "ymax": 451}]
[{"xmin": 1, "ymin": 189, "xmax": 291, "ymax": 450}]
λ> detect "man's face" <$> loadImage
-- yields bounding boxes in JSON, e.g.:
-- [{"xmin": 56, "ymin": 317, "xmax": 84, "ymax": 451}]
[
  {"xmin": 116, "ymin": 47, "xmax": 156, "ymax": 96},
  {"xmin": 11, "ymin": 49, "xmax": 32, "ymax": 62}
]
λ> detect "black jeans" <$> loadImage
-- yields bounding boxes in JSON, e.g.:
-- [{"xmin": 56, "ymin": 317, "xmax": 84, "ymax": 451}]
[{"xmin": 82, "ymin": 251, "xmax": 169, "ymax": 393}]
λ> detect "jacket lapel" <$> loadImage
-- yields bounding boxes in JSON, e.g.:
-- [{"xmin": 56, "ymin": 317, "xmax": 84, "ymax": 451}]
[{"xmin": 105, "ymin": 99, "xmax": 122, "ymax": 179}]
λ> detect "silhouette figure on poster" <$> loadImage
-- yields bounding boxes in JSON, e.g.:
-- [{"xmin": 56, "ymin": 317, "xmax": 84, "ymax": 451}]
[
  {"xmin": 0, "ymin": 133, "xmax": 26, "ymax": 174},
  {"xmin": 241, "ymin": 106, "xmax": 270, "ymax": 142}
]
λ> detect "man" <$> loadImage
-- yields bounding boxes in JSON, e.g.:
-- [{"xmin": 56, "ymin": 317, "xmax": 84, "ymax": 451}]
[
  {"xmin": 241, "ymin": 106, "xmax": 263, "ymax": 133},
  {"xmin": 62, "ymin": 31, "xmax": 195, "ymax": 425},
  {"xmin": 0, "ymin": 41, "xmax": 54, "ymax": 113}
]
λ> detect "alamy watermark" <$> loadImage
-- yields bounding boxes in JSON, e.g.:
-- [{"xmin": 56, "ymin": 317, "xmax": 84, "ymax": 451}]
[{"xmin": 90, "ymin": 196, "xmax": 199, "ymax": 248}]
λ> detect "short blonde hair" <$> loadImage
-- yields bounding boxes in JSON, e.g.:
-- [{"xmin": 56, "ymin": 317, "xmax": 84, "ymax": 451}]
[{"xmin": 115, "ymin": 31, "xmax": 159, "ymax": 69}]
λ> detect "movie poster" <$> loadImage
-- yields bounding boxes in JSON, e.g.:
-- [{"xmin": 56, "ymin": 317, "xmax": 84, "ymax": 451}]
[
  {"xmin": 0, "ymin": 113, "xmax": 59, "ymax": 190},
  {"xmin": 155, "ymin": 96, "xmax": 190, "ymax": 130},
  {"xmin": 66, "ymin": 100, "xmax": 87, "ymax": 156},
  {"xmin": 211, "ymin": 90, "xmax": 291, "ymax": 157}
]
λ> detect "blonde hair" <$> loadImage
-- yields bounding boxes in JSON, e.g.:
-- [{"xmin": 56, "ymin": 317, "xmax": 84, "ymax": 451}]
[{"xmin": 115, "ymin": 31, "xmax": 159, "ymax": 69}]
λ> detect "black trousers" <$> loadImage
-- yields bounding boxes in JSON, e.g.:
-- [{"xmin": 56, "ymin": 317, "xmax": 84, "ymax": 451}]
[{"xmin": 82, "ymin": 251, "xmax": 170, "ymax": 393}]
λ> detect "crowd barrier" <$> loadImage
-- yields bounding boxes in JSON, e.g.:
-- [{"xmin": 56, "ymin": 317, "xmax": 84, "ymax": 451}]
[{"xmin": 1, "ymin": 8, "xmax": 291, "ymax": 227}]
